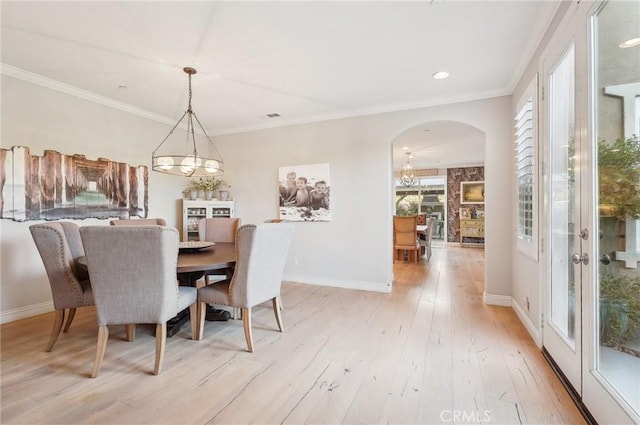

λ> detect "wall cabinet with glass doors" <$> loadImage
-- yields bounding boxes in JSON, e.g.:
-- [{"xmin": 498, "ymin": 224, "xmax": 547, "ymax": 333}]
[{"xmin": 182, "ymin": 200, "xmax": 234, "ymax": 241}]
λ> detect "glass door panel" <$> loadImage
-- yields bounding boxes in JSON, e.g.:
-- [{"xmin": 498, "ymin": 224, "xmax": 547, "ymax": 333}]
[
  {"xmin": 549, "ymin": 45, "xmax": 578, "ymax": 345},
  {"xmin": 587, "ymin": 0, "xmax": 640, "ymax": 420}
]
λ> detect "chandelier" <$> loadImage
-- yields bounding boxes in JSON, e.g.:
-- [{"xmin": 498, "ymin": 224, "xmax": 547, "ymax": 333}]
[
  {"xmin": 400, "ymin": 152, "xmax": 417, "ymax": 186},
  {"xmin": 152, "ymin": 67, "xmax": 224, "ymax": 176}
]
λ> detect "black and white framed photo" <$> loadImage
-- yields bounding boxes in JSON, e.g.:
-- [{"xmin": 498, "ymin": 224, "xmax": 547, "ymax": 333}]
[{"xmin": 278, "ymin": 163, "xmax": 330, "ymax": 222}]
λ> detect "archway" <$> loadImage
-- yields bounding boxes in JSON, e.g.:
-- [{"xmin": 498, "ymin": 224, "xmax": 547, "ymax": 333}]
[{"xmin": 391, "ymin": 120, "xmax": 486, "ymax": 274}]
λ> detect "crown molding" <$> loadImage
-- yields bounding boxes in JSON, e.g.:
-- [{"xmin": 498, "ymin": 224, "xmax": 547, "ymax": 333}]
[{"xmin": 1, "ymin": 63, "xmax": 178, "ymax": 128}]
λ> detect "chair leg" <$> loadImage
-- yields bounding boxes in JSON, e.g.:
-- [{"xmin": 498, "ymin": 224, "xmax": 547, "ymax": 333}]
[
  {"xmin": 277, "ymin": 295, "xmax": 284, "ymax": 310},
  {"xmin": 63, "ymin": 308, "xmax": 76, "ymax": 332},
  {"xmin": 272, "ymin": 297, "xmax": 284, "ymax": 332},
  {"xmin": 91, "ymin": 325, "xmax": 109, "ymax": 378},
  {"xmin": 242, "ymin": 307, "xmax": 254, "ymax": 353},
  {"xmin": 196, "ymin": 301, "xmax": 206, "ymax": 341},
  {"xmin": 189, "ymin": 303, "xmax": 198, "ymax": 340},
  {"xmin": 125, "ymin": 324, "xmax": 135, "ymax": 342},
  {"xmin": 46, "ymin": 310, "xmax": 65, "ymax": 352},
  {"xmin": 154, "ymin": 324, "xmax": 166, "ymax": 376}
]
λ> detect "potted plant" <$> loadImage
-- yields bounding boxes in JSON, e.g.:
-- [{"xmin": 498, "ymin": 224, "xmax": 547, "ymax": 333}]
[
  {"xmin": 598, "ymin": 136, "xmax": 640, "ymax": 220},
  {"xmin": 187, "ymin": 177, "xmax": 225, "ymax": 200}
]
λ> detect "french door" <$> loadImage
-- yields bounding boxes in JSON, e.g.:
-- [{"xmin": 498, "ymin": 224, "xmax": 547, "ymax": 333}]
[{"xmin": 542, "ymin": 1, "xmax": 639, "ymax": 424}]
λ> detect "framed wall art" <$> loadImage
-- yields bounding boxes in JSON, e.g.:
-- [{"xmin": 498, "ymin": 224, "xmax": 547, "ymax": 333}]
[
  {"xmin": 460, "ymin": 181, "xmax": 485, "ymax": 204},
  {"xmin": 278, "ymin": 162, "xmax": 330, "ymax": 222},
  {"xmin": 1, "ymin": 146, "xmax": 148, "ymax": 221}
]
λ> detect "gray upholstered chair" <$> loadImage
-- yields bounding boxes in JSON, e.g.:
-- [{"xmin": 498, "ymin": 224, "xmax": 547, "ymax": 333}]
[
  {"xmin": 29, "ymin": 222, "xmax": 94, "ymax": 351},
  {"xmin": 419, "ymin": 217, "xmax": 436, "ymax": 261},
  {"xmin": 79, "ymin": 225, "xmax": 197, "ymax": 377},
  {"xmin": 198, "ymin": 217, "xmax": 241, "ymax": 284},
  {"xmin": 109, "ymin": 218, "xmax": 167, "ymax": 226},
  {"xmin": 195, "ymin": 223, "xmax": 295, "ymax": 352}
]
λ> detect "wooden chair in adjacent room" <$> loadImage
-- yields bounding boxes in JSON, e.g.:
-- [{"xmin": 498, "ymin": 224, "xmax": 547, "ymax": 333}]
[
  {"xmin": 80, "ymin": 225, "xmax": 197, "ymax": 377},
  {"xmin": 195, "ymin": 223, "xmax": 295, "ymax": 352},
  {"xmin": 29, "ymin": 222, "xmax": 94, "ymax": 351},
  {"xmin": 393, "ymin": 215, "xmax": 421, "ymax": 263}
]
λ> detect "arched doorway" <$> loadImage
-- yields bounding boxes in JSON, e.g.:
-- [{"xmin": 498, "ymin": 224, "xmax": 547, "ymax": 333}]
[{"xmin": 391, "ymin": 120, "xmax": 486, "ymax": 263}]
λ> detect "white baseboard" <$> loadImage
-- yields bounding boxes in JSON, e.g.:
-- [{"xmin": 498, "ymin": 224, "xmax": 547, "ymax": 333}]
[
  {"xmin": 483, "ymin": 292, "xmax": 512, "ymax": 306},
  {"xmin": 1, "ymin": 301, "xmax": 53, "ymax": 324},
  {"xmin": 283, "ymin": 273, "xmax": 391, "ymax": 293},
  {"xmin": 511, "ymin": 299, "xmax": 542, "ymax": 348}
]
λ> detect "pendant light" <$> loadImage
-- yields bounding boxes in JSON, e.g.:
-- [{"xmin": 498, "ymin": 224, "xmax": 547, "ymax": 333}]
[
  {"xmin": 152, "ymin": 67, "xmax": 224, "ymax": 176},
  {"xmin": 400, "ymin": 152, "xmax": 417, "ymax": 187}
]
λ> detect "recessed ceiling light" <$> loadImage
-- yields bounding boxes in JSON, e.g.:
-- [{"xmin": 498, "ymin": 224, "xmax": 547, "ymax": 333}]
[
  {"xmin": 432, "ymin": 71, "xmax": 449, "ymax": 80},
  {"xmin": 619, "ymin": 37, "xmax": 640, "ymax": 48},
  {"xmin": 402, "ymin": 146, "xmax": 409, "ymax": 150}
]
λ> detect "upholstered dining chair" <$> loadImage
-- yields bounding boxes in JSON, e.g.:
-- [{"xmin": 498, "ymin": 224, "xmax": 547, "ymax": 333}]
[
  {"xmin": 79, "ymin": 225, "xmax": 197, "ymax": 377},
  {"xmin": 419, "ymin": 217, "xmax": 436, "ymax": 261},
  {"xmin": 393, "ymin": 215, "xmax": 421, "ymax": 263},
  {"xmin": 29, "ymin": 222, "xmax": 94, "ymax": 351},
  {"xmin": 195, "ymin": 223, "xmax": 295, "ymax": 352},
  {"xmin": 198, "ymin": 217, "xmax": 241, "ymax": 284},
  {"xmin": 109, "ymin": 218, "xmax": 167, "ymax": 226}
]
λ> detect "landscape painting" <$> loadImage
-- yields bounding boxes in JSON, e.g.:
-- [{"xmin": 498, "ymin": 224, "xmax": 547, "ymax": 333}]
[{"xmin": 0, "ymin": 146, "xmax": 148, "ymax": 221}]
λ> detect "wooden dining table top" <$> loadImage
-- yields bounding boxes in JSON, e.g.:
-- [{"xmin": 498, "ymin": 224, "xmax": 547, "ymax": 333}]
[
  {"xmin": 176, "ymin": 242, "xmax": 236, "ymax": 274},
  {"xmin": 76, "ymin": 242, "xmax": 236, "ymax": 275}
]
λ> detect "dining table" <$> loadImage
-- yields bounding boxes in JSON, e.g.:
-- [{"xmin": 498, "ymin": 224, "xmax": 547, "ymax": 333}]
[{"xmin": 77, "ymin": 242, "xmax": 237, "ymax": 337}]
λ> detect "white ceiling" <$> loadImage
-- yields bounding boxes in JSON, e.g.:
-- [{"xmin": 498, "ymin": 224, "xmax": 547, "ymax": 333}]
[{"xmin": 1, "ymin": 1, "xmax": 558, "ymax": 170}]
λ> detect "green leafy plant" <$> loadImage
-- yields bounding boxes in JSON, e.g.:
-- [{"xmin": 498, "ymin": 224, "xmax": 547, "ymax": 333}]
[
  {"xmin": 600, "ymin": 272, "xmax": 640, "ymax": 348},
  {"xmin": 598, "ymin": 136, "xmax": 640, "ymax": 220},
  {"xmin": 187, "ymin": 177, "xmax": 225, "ymax": 192}
]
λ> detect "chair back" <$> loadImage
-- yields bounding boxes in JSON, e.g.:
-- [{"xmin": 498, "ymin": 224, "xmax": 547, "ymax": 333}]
[
  {"xmin": 229, "ymin": 223, "xmax": 295, "ymax": 307},
  {"xmin": 80, "ymin": 226, "xmax": 181, "ymax": 326},
  {"xmin": 393, "ymin": 215, "xmax": 418, "ymax": 249},
  {"xmin": 110, "ymin": 218, "xmax": 167, "ymax": 226},
  {"xmin": 425, "ymin": 217, "xmax": 436, "ymax": 242},
  {"xmin": 198, "ymin": 217, "xmax": 241, "ymax": 243},
  {"xmin": 29, "ymin": 222, "xmax": 88, "ymax": 310},
  {"xmin": 58, "ymin": 221, "xmax": 89, "ymax": 281}
]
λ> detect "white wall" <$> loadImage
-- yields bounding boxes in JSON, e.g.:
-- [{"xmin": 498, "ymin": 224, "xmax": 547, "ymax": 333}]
[
  {"xmin": 1, "ymin": 72, "xmax": 514, "ymax": 322},
  {"xmin": 509, "ymin": 1, "xmax": 571, "ymax": 346},
  {"xmin": 214, "ymin": 96, "xmax": 514, "ymax": 301},
  {"xmin": 1, "ymin": 75, "xmax": 187, "ymax": 322}
]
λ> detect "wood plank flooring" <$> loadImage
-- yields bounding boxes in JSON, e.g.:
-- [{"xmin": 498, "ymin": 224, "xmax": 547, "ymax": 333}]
[{"xmin": 0, "ymin": 247, "xmax": 585, "ymax": 424}]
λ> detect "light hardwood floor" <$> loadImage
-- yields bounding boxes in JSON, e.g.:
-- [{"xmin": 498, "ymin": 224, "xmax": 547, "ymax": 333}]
[{"xmin": 1, "ymin": 247, "xmax": 585, "ymax": 424}]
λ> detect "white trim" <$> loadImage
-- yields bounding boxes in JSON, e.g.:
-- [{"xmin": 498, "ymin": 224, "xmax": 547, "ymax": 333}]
[
  {"xmin": 0, "ymin": 63, "xmax": 184, "ymax": 129},
  {"xmin": 0, "ymin": 63, "xmax": 508, "ymax": 138},
  {"xmin": 511, "ymin": 298, "xmax": 543, "ymax": 347},
  {"xmin": 0, "ymin": 301, "xmax": 53, "ymax": 324},
  {"xmin": 483, "ymin": 292, "xmax": 512, "ymax": 306},
  {"xmin": 283, "ymin": 273, "xmax": 391, "ymax": 293}
]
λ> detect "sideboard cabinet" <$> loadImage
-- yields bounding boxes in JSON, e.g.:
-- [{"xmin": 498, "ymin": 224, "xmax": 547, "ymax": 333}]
[{"xmin": 460, "ymin": 219, "xmax": 485, "ymax": 247}]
